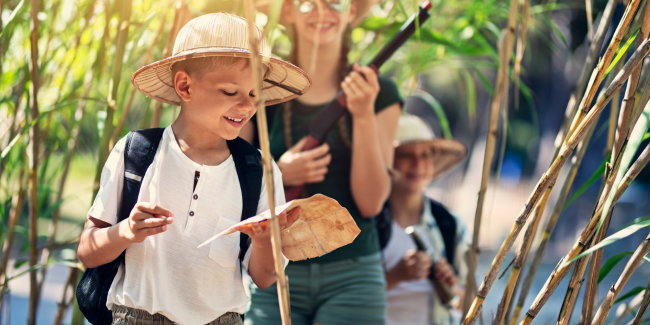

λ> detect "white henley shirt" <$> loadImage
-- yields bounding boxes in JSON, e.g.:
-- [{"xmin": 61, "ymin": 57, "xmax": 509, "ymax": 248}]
[{"xmin": 88, "ymin": 126, "xmax": 286, "ymax": 324}]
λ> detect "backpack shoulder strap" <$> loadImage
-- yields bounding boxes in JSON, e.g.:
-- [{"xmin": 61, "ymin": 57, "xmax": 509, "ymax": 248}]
[
  {"xmin": 428, "ymin": 198, "xmax": 457, "ymax": 266},
  {"xmin": 227, "ymin": 137, "xmax": 263, "ymax": 262},
  {"xmin": 118, "ymin": 128, "xmax": 165, "ymax": 224}
]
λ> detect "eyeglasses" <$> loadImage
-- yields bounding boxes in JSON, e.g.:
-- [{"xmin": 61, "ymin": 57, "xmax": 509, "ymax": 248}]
[{"xmin": 293, "ymin": 0, "xmax": 351, "ymax": 14}]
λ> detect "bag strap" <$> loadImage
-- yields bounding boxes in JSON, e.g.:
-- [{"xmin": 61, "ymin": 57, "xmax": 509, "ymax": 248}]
[
  {"xmin": 428, "ymin": 199, "xmax": 457, "ymax": 266},
  {"xmin": 227, "ymin": 137, "xmax": 263, "ymax": 262},
  {"xmin": 117, "ymin": 128, "xmax": 165, "ymax": 263}
]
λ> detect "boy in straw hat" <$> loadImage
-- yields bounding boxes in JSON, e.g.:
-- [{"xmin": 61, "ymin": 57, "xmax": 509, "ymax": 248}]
[
  {"xmin": 77, "ymin": 13, "xmax": 311, "ymax": 325},
  {"xmin": 380, "ymin": 114, "xmax": 469, "ymax": 325}
]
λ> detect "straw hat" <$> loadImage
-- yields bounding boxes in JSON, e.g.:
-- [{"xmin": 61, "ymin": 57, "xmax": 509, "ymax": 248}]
[
  {"xmin": 394, "ymin": 114, "xmax": 467, "ymax": 179},
  {"xmin": 132, "ymin": 13, "xmax": 312, "ymax": 106},
  {"xmin": 255, "ymin": 0, "xmax": 378, "ymax": 28}
]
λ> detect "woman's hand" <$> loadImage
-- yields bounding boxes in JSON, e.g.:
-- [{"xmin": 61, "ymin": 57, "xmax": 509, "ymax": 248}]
[
  {"xmin": 277, "ymin": 137, "xmax": 331, "ymax": 186},
  {"xmin": 239, "ymin": 207, "xmax": 303, "ymax": 244},
  {"xmin": 433, "ymin": 258, "xmax": 458, "ymax": 287},
  {"xmin": 341, "ymin": 64, "xmax": 380, "ymax": 119},
  {"xmin": 393, "ymin": 249, "xmax": 432, "ymax": 281}
]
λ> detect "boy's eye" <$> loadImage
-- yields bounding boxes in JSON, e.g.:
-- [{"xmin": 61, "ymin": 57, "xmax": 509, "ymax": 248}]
[
  {"xmin": 222, "ymin": 90, "xmax": 237, "ymax": 96},
  {"xmin": 249, "ymin": 91, "xmax": 256, "ymax": 98}
]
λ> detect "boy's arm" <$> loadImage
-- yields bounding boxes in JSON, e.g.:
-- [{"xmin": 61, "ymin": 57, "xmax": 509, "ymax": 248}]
[
  {"xmin": 78, "ymin": 203, "xmax": 174, "ymax": 268},
  {"xmin": 240, "ymin": 207, "xmax": 301, "ymax": 289}
]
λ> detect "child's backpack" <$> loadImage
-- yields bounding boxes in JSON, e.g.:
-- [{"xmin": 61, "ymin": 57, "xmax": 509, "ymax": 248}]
[
  {"xmin": 76, "ymin": 128, "xmax": 263, "ymax": 325},
  {"xmin": 376, "ymin": 198, "xmax": 457, "ymax": 266}
]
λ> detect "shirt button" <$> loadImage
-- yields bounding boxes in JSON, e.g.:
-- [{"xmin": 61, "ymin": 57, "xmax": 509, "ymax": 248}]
[
  {"xmin": 193, "ymin": 194, "xmax": 198, "ymax": 200},
  {"xmin": 189, "ymin": 211, "xmax": 195, "ymax": 217}
]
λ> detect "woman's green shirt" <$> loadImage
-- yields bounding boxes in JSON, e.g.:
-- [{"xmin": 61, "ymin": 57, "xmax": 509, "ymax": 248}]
[{"xmin": 268, "ymin": 76, "xmax": 403, "ymax": 264}]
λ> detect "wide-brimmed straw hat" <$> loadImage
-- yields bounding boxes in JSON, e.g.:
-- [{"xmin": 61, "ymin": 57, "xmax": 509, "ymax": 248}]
[
  {"xmin": 255, "ymin": 0, "xmax": 378, "ymax": 28},
  {"xmin": 394, "ymin": 114, "xmax": 467, "ymax": 179},
  {"xmin": 132, "ymin": 13, "xmax": 312, "ymax": 106}
]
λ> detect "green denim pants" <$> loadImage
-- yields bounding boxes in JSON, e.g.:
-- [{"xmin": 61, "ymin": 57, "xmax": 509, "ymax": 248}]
[{"xmin": 246, "ymin": 253, "xmax": 386, "ymax": 325}]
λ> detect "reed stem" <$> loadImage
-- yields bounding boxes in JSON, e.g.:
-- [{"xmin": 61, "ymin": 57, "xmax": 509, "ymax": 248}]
[
  {"xmin": 631, "ymin": 277, "xmax": 650, "ymax": 325},
  {"xmin": 243, "ymin": 1, "xmax": 292, "ymax": 324}
]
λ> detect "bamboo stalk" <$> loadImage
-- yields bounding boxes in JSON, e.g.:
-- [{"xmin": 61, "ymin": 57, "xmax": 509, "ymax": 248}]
[
  {"xmin": 556, "ymin": 253, "xmax": 590, "ymax": 325},
  {"xmin": 52, "ymin": 266, "xmax": 78, "ymax": 325},
  {"xmin": 568, "ymin": 0, "xmax": 642, "ymax": 141},
  {"xmin": 93, "ymin": 0, "xmax": 132, "ymax": 198},
  {"xmin": 27, "ymin": 0, "xmax": 41, "ymax": 322},
  {"xmin": 631, "ymin": 277, "xmax": 650, "ymax": 325},
  {"xmin": 464, "ymin": 0, "xmax": 519, "ymax": 314},
  {"xmin": 591, "ymin": 232, "xmax": 650, "ymax": 325},
  {"xmin": 112, "ymin": 5, "xmax": 169, "ymax": 145},
  {"xmin": 518, "ymin": 136, "xmax": 650, "ymax": 325},
  {"xmin": 513, "ymin": 0, "xmax": 529, "ymax": 110},
  {"xmin": 242, "ymin": 1, "xmax": 291, "ymax": 324},
  {"xmin": 586, "ymin": 0, "xmax": 594, "ymax": 41},
  {"xmin": 0, "ymin": 166, "xmax": 27, "ymax": 312},
  {"xmin": 493, "ymin": 177, "xmax": 555, "ymax": 325},
  {"xmin": 150, "ymin": 0, "xmax": 190, "ymax": 128},
  {"xmin": 463, "ymin": 37, "xmax": 650, "ymax": 325}
]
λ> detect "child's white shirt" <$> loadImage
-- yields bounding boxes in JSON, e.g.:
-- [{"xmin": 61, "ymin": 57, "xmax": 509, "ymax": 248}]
[{"xmin": 88, "ymin": 126, "xmax": 287, "ymax": 324}]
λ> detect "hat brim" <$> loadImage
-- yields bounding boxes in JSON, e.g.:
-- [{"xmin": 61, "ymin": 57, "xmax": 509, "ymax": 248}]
[
  {"xmin": 132, "ymin": 48, "xmax": 312, "ymax": 106},
  {"xmin": 395, "ymin": 138, "xmax": 467, "ymax": 180}
]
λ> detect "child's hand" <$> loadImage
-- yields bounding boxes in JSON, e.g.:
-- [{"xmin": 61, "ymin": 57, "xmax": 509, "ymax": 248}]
[
  {"xmin": 341, "ymin": 64, "xmax": 379, "ymax": 119},
  {"xmin": 394, "ymin": 249, "xmax": 431, "ymax": 282},
  {"xmin": 119, "ymin": 202, "xmax": 174, "ymax": 244},
  {"xmin": 433, "ymin": 258, "xmax": 458, "ymax": 286},
  {"xmin": 239, "ymin": 206, "xmax": 303, "ymax": 244}
]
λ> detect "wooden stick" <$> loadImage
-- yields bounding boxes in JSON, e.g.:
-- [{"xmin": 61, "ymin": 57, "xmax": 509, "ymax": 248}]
[
  {"xmin": 242, "ymin": 2, "xmax": 291, "ymax": 324},
  {"xmin": 591, "ymin": 232, "xmax": 650, "ymax": 325},
  {"xmin": 464, "ymin": 0, "xmax": 519, "ymax": 314}
]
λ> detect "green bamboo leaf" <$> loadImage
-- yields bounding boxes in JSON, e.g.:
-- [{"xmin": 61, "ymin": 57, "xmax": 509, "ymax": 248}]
[
  {"xmin": 599, "ymin": 251, "xmax": 634, "ymax": 284},
  {"xmin": 563, "ymin": 160, "xmax": 606, "ymax": 211},
  {"xmin": 617, "ymin": 217, "xmax": 650, "ymax": 232},
  {"xmin": 606, "ymin": 28, "xmax": 640, "ymax": 76},
  {"xmin": 541, "ymin": 15, "xmax": 568, "ymax": 48},
  {"xmin": 461, "ymin": 70, "xmax": 476, "ymax": 122},
  {"xmin": 0, "ymin": 0, "xmax": 27, "ymax": 43},
  {"xmin": 360, "ymin": 16, "xmax": 391, "ymax": 31},
  {"xmin": 643, "ymin": 132, "xmax": 649, "ymax": 141},
  {"xmin": 570, "ymin": 218, "xmax": 650, "ymax": 262},
  {"xmin": 410, "ymin": 89, "xmax": 453, "ymax": 139},
  {"xmin": 615, "ymin": 286, "xmax": 647, "ymax": 304},
  {"xmin": 645, "ymin": 254, "xmax": 650, "ymax": 263},
  {"xmin": 474, "ymin": 68, "xmax": 494, "ymax": 95}
]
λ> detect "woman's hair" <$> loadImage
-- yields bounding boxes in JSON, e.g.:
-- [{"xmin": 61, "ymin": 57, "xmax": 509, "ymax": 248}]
[{"xmin": 283, "ymin": 25, "xmax": 353, "ymax": 149}]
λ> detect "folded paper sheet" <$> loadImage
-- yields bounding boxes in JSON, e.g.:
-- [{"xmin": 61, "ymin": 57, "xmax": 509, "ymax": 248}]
[{"xmin": 197, "ymin": 194, "xmax": 361, "ymax": 261}]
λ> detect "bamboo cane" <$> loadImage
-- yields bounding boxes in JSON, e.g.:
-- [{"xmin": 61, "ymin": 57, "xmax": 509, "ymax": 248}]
[
  {"xmin": 518, "ymin": 132, "xmax": 650, "ymax": 325},
  {"xmin": 631, "ymin": 277, "xmax": 650, "ymax": 325},
  {"xmin": 586, "ymin": 0, "xmax": 594, "ymax": 41},
  {"xmin": 513, "ymin": 0, "xmax": 529, "ymax": 110},
  {"xmin": 591, "ymin": 232, "xmax": 650, "ymax": 325},
  {"xmin": 112, "ymin": 5, "xmax": 170, "ymax": 146},
  {"xmin": 493, "ymin": 177, "xmax": 554, "ymax": 325},
  {"xmin": 27, "ymin": 0, "xmax": 40, "ymax": 321},
  {"xmin": 567, "ymin": 0, "xmax": 642, "ymax": 141},
  {"xmin": 242, "ymin": 1, "xmax": 291, "ymax": 324},
  {"xmin": 93, "ymin": 0, "xmax": 132, "ymax": 198},
  {"xmin": 464, "ymin": 0, "xmax": 519, "ymax": 314},
  {"xmin": 0, "ymin": 166, "xmax": 27, "ymax": 313},
  {"xmin": 150, "ymin": 0, "xmax": 190, "ymax": 128},
  {"xmin": 556, "ymin": 253, "xmax": 590, "ymax": 325},
  {"xmin": 463, "ymin": 36, "xmax": 650, "ymax": 325}
]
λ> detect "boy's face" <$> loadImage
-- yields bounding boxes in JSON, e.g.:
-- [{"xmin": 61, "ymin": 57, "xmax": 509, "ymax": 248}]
[
  {"xmin": 392, "ymin": 142, "xmax": 437, "ymax": 193},
  {"xmin": 174, "ymin": 60, "xmax": 257, "ymax": 140}
]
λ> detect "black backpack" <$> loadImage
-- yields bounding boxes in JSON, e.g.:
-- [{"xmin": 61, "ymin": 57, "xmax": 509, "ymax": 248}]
[
  {"xmin": 76, "ymin": 128, "xmax": 263, "ymax": 325},
  {"xmin": 376, "ymin": 198, "xmax": 457, "ymax": 265}
]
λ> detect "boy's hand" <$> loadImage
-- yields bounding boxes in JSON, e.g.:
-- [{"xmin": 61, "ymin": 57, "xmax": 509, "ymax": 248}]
[
  {"xmin": 119, "ymin": 202, "xmax": 174, "ymax": 244},
  {"xmin": 341, "ymin": 64, "xmax": 379, "ymax": 119},
  {"xmin": 239, "ymin": 207, "xmax": 303, "ymax": 244}
]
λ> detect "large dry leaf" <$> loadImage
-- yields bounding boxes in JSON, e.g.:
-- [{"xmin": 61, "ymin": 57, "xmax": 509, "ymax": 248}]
[{"xmin": 197, "ymin": 194, "xmax": 360, "ymax": 261}]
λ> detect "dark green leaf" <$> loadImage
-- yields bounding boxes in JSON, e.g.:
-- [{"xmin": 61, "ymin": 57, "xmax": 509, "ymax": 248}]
[
  {"xmin": 570, "ymin": 217, "xmax": 650, "ymax": 262},
  {"xmin": 599, "ymin": 251, "xmax": 634, "ymax": 284},
  {"xmin": 606, "ymin": 28, "xmax": 640, "ymax": 76},
  {"xmin": 563, "ymin": 160, "xmax": 606, "ymax": 211},
  {"xmin": 541, "ymin": 16, "xmax": 568, "ymax": 48},
  {"xmin": 615, "ymin": 286, "xmax": 647, "ymax": 304}
]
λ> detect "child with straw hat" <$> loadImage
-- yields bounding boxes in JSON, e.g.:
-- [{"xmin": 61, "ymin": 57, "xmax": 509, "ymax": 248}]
[
  {"xmin": 244, "ymin": 0, "xmax": 402, "ymax": 324},
  {"xmin": 380, "ymin": 114, "xmax": 469, "ymax": 325},
  {"xmin": 77, "ymin": 13, "xmax": 310, "ymax": 325}
]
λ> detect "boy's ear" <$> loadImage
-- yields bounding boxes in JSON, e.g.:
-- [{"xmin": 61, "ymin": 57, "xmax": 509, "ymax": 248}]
[{"xmin": 174, "ymin": 70, "xmax": 192, "ymax": 102}]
